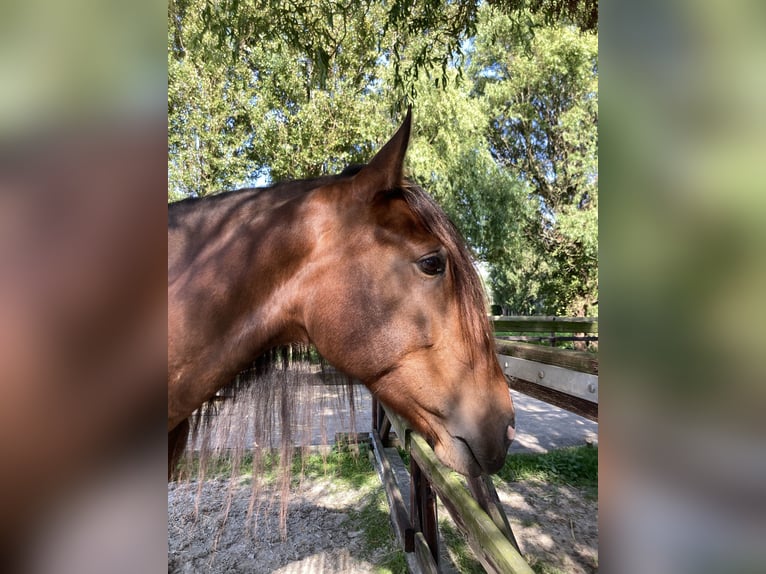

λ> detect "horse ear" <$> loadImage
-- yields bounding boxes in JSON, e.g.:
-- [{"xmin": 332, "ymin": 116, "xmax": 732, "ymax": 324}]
[{"xmin": 353, "ymin": 106, "xmax": 412, "ymax": 196}]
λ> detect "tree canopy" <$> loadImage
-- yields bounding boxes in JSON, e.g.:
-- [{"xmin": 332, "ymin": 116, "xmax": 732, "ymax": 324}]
[
  {"xmin": 169, "ymin": 0, "xmax": 597, "ymax": 98},
  {"xmin": 168, "ymin": 0, "xmax": 598, "ymax": 316},
  {"xmin": 472, "ymin": 8, "xmax": 598, "ymax": 315}
]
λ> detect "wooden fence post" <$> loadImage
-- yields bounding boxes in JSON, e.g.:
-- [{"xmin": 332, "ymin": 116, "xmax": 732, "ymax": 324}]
[{"xmin": 411, "ymin": 457, "xmax": 439, "ymax": 565}]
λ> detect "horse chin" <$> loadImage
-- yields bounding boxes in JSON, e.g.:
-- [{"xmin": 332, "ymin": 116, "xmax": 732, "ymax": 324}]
[{"xmin": 433, "ymin": 437, "xmax": 484, "ymax": 478}]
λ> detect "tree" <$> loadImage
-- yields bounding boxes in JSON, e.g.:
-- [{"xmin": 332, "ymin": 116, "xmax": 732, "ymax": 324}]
[
  {"xmin": 398, "ymin": 71, "xmax": 532, "ymax": 292},
  {"xmin": 471, "ymin": 8, "xmax": 598, "ymax": 315},
  {"xmin": 168, "ymin": 21, "xmax": 256, "ymax": 198},
  {"xmin": 168, "ymin": 0, "xmax": 393, "ymax": 197},
  {"xmin": 168, "ymin": 1, "xmax": 599, "ymax": 317},
  {"xmin": 169, "ymin": 0, "xmax": 597, "ymax": 103}
]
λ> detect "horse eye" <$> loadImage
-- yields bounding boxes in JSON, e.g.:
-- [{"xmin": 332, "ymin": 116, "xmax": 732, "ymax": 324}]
[{"xmin": 418, "ymin": 255, "xmax": 445, "ymax": 276}]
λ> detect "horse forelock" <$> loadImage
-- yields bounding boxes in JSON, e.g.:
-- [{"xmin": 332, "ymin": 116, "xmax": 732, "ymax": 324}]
[{"xmin": 398, "ymin": 182, "xmax": 494, "ymax": 367}]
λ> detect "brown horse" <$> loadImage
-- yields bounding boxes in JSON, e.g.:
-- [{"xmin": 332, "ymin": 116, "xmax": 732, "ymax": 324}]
[{"xmin": 168, "ymin": 110, "xmax": 515, "ymax": 478}]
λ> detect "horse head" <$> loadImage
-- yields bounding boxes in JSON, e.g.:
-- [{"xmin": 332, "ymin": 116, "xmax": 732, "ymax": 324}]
[{"xmin": 301, "ymin": 110, "xmax": 516, "ymax": 476}]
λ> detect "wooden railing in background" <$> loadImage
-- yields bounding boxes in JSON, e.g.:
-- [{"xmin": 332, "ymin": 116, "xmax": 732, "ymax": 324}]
[
  {"xmin": 491, "ymin": 316, "xmax": 597, "ymax": 334},
  {"xmin": 494, "ymin": 316, "xmax": 598, "ymax": 421},
  {"xmin": 493, "ymin": 315, "xmax": 598, "ymax": 348}
]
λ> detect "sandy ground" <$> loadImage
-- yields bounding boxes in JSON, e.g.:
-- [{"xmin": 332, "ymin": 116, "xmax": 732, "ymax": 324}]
[
  {"xmin": 494, "ymin": 481, "xmax": 598, "ymax": 573},
  {"xmin": 168, "ymin": 470, "xmax": 597, "ymax": 573},
  {"xmin": 169, "ymin": 375, "xmax": 598, "ymax": 573},
  {"xmin": 168, "ymin": 479, "xmax": 385, "ymax": 574}
]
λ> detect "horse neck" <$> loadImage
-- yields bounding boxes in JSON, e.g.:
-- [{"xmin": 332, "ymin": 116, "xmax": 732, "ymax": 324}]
[{"xmin": 168, "ymin": 187, "xmax": 320, "ymax": 416}]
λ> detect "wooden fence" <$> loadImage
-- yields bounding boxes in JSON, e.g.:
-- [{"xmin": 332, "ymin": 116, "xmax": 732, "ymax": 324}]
[
  {"xmin": 369, "ymin": 316, "xmax": 598, "ymax": 573},
  {"xmin": 493, "ymin": 316, "xmax": 598, "ymax": 347},
  {"xmin": 496, "ymin": 316, "xmax": 598, "ymax": 422}
]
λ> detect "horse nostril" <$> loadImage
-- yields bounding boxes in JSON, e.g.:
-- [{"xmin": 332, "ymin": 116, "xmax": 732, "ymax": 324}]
[{"xmin": 506, "ymin": 424, "xmax": 516, "ymax": 443}]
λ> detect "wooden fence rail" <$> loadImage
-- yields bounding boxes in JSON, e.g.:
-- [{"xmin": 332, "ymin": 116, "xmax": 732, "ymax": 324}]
[
  {"xmin": 493, "ymin": 316, "xmax": 598, "ymax": 422},
  {"xmin": 371, "ymin": 398, "xmax": 534, "ymax": 574},
  {"xmin": 491, "ymin": 316, "xmax": 597, "ymax": 334}
]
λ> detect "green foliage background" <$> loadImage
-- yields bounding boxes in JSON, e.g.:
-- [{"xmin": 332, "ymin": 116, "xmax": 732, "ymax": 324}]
[{"xmin": 168, "ymin": 1, "xmax": 598, "ymax": 316}]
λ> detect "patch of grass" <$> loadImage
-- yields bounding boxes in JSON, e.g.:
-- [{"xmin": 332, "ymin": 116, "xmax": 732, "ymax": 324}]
[
  {"xmin": 395, "ymin": 446, "xmax": 410, "ymax": 466},
  {"xmin": 496, "ymin": 445, "xmax": 598, "ymax": 491},
  {"xmin": 529, "ymin": 559, "xmax": 569, "ymax": 574},
  {"xmin": 178, "ymin": 444, "xmax": 379, "ymax": 490},
  {"xmin": 176, "ymin": 451, "xmax": 258, "ymax": 480},
  {"xmin": 291, "ymin": 445, "xmax": 380, "ymax": 490},
  {"xmin": 440, "ymin": 520, "xmax": 484, "ymax": 574},
  {"xmin": 349, "ymin": 488, "xmax": 407, "ymax": 574}
]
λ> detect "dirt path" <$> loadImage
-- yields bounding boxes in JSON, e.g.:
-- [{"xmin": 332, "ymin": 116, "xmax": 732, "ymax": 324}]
[
  {"xmin": 168, "ymin": 478, "xmax": 392, "ymax": 574},
  {"xmin": 168, "ymin": 473, "xmax": 597, "ymax": 573},
  {"xmin": 495, "ymin": 481, "xmax": 598, "ymax": 573}
]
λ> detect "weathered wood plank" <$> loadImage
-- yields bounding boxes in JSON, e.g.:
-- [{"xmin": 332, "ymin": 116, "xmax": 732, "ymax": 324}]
[
  {"xmin": 495, "ymin": 339, "xmax": 599, "ymax": 375},
  {"xmin": 466, "ymin": 475, "xmax": 521, "ymax": 553},
  {"xmin": 370, "ymin": 430, "xmax": 415, "ymax": 553},
  {"xmin": 498, "ymin": 355, "xmax": 598, "ymax": 403},
  {"xmin": 507, "ymin": 376, "xmax": 598, "ymax": 421},
  {"xmin": 411, "ymin": 458, "xmax": 439, "ymax": 565},
  {"xmin": 491, "ymin": 316, "xmax": 598, "ymax": 334},
  {"xmin": 413, "ymin": 532, "xmax": 441, "ymax": 574},
  {"xmin": 382, "ymin": 407, "xmax": 534, "ymax": 574},
  {"xmin": 408, "ymin": 433, "xmax": 535, "ymax": 574}
]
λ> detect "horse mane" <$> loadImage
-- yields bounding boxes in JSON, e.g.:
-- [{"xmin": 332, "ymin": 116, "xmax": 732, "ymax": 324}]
[
  {"xmin": 397, "ymin": 181, "xmax": 495, "ymax": 366},
  {"xmin": 180, "ymin": 345, "xmax": 357, "ymax": 541}
]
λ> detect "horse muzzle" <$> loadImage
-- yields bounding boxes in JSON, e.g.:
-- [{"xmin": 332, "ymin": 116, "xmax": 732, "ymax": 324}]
[{"xmin": 434, "ymin": 412, "xmax": 516, "ymax": 477}]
